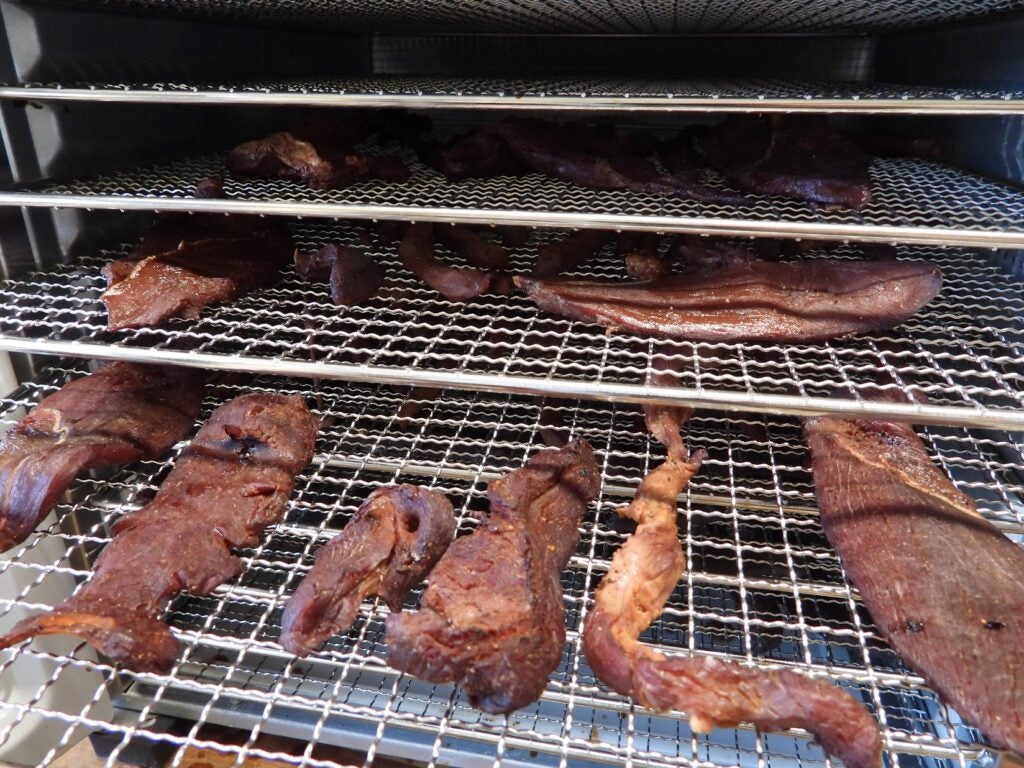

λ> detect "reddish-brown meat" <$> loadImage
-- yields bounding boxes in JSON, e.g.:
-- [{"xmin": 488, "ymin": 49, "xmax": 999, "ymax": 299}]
[
  {"xmin": 671, "ymin": 235, "xmax": 759, "ymax": 273},
  {"xmin": 535, "ymin": 230, "xmax": 612, "ymax": 277},
  {"xmin": 0, "ymin": 393, "xmax": 317, "ymax": 672},
  {"xmin": 102, "ymin": 212, "xmax": 293, "ymax": 330},
  {"xmin": 294, "ymin": 244, "xmax": 385, "ymax": 306},
  {"xmin": 399, "ymin": 223, "xmax": 492, "ymax": 301},
  {"xmin": 281, "ymin": 485, "xmax": 454, "ymax": 657},
  {"xmin": 488, "ymin": 120, "xmax": 743, "ymax": 203},
  {"xmin": 696, "ymin": 115, "xmax": 872, "ymax": 209},
  {"xmin": 387, "ymin": 440, "xmax": 600, "ymax": 713},
  {"xmin": 624, "ymin": 251, "xmax": 670, "ymax": 280},
  {"xmin": 516, "ymin": 259, "xmax": 942, "ymax": 342},
  {"xmin": 228, "ymin": 132, "xmax": 373, "ymax": 189},
  {"xmin": 804, "ymin": 414, "xmax": 1024, "ymax": 755},
  {"xmin": 582, "ymin": 445, "xmax": 881, "ymax": 768},
  {"xmin": 436, "ymin": 224, "xmax": 510, "ymax": 270},
  {"xmin": 641, "ymin": 356, "xmax": 693, "ymax": 459},
  {"xmin": 0, "ymin": 363, "xmax": 205, "ymax": 553}
]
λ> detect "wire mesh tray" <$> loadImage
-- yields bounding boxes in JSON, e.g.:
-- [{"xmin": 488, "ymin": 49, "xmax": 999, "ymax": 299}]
[
  {"xmin": 0, "ymin": 364, "xmax": 1020, "ymax": 768},
  {"xmin": 4, "ymin": 78, "xmax": 1024, "ymax": 114},
  {"xmin": 3, "ymin": 149, "xmax": 1024, "ymax": 249},
  {"xmin": 0, "ymin": 221, "xmax": 1022, "ymax": 429},
  {"xmin": 36, "ymin": 0, "xmax": 1024, "ymax": 34}
]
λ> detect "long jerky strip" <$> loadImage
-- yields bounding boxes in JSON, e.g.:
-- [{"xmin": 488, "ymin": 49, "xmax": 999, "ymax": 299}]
[{"xmin": 0, "ymin": 393, "xmax": 317, "ymax": 672}]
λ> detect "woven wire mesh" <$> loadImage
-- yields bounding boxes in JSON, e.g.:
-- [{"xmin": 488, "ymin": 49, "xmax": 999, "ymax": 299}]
[
  {"xmin": 35, "ymin": 0, "xmax": 1024, "ymax": 33},
  {"xmin": 0, "ymin": 221, "xmax": 1021, "ymax": 428},
  {"xmin": 4, "ymin": 78, "xmax": 1024, "ymax": 112},
  {"xmin": 0, "ymin": 363, "xmax": 1019, "ymax": 767},
  {"xmin": 4, "ymin": 148, "xmax": 1024, "ymax": 248}
]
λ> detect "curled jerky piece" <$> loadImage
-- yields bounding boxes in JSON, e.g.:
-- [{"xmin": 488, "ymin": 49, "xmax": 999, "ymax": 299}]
[
  {"xmin": 516, "ymin": 259, "xmax": 941, "ymax": 342},
  {"xmin": 281, "ymin": 485, "xmax": 454, "ymax": 656},
  {"xmin": 804, "ymin": 413, "xmax": 1024, "ymax": 755},
  {"xmin": 399, "ymin": 223, "xmax": 492, "ymax": 301},
  {"xmin": 0, "ymin": 393, "xmax": 317, "ymax": 672},
  {"xmin": 535, "ymin": 230, "xmax": 612, "ymax": 277},
  {"xmin": 294, "ymin": 244, "xmax": 385, "ymax": 306},
  {"xmin": 0, "ymin": 363, "xmax": 205, "ymax": 553},
  {"xmin": 583, "ymin": 441, "xmax": 881, "ymax": 768},
  {"xmin": 436, "ymin": 224, "xmax": 510, "ymax": 271}
]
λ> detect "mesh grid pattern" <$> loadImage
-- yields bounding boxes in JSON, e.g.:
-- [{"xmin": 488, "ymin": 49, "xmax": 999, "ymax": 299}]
[
  {"xmin": 3, "ymin": 78, "xmax": 1024, "ymax": 113},
  {"xmin": 0, "ymin": 364, "xmax": 1020, "ymax": 767},
  {"xmin": 4, "ymin": 150, "xmax": 1024, "ymax": 248},
  {"xmin": 40, "ymin": 0, "xmax": 1024, "ymax": 33},
  {"xmin": 0, "ymin": 222, "xmax": 1021, "ymax": 429}
]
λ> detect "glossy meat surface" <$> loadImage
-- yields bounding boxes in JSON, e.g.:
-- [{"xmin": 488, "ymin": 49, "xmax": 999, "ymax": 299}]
[
  {"xmin": 516, "ymin": 259, "xmax": 941, "ymax": 342},
  {"xmin": 281, "ymin": 485, "xmax": 454, "ymax": 656},
  {"xmin": 804, "ymin": 414, "xmax": 1024, "ymax": 755},
  {"xmin": 582, "ymin": 443, "xmax": 881, "ymax": 768},
  {"xmin": 697, "ymin": 115, "xmax": 872, "ymax": 209},
  {"xmin": 0, "ymin": 394, "xmax": 317, "ymax": 672},
  {"xmin": 399, "ymin": 223, "xmax": 492, "ymax": 301},
  {"xmin": 102, "ymin": 213, "xmax": 293, "ymax": 330},
  {"xmin": 387, "ymin": 441, "xmax": 600, "ymax": 713},
  {"xmin": 0, "ymin": 363, "xmax": 205, "ymax": 552}
]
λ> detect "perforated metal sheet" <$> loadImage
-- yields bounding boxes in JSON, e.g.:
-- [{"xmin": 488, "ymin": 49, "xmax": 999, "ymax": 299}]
[
  {"xmin": 0, "ymin": 222, "xmax": 1021, "ymax": 429},
  {"xmin": 0, "ymin": 364, "xmax": 1019, "ymax": 767},
  {"xmin": 2, "ymin": 150, "xmax": 1024, "ymax": 248},
  {"xmin": 4, "ymin": 78, "xmax": 1024, "ymax": 114},
  {"xmin": 37, "ymin": 0, "xmax": 1024, "ymax": 33}
]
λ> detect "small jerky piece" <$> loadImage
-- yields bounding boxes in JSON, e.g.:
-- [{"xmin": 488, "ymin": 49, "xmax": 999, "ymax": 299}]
[
  {"xmin": 281, "ymin": 485, "xmax": 455, "ymax": 656},
  {"xmin": 101, "ymin": 213, "xmax": 293, "ymax": 331},
  {"xmin": 436, "ymin": 224, "xmax": 510, "ymax": 270},
  {"xmin": 195, "ymin": 176, "xmax": 225, "ymax": 199},
  {"xmin": 516, "ymin": 260, "xmax": 942, "ymax": 342},
  {"xmin": 0, "ymin": 394, "xmax": 318, "ymax": 672},
  {"xmin": 671, "ymin": 235, "xmax": 759, "ymax": 273},
  {"xmin": 696, "ymin": 115, "xmax": 872, "ymax": 209},
  {"xmin": 399, "ymin": 223, "xmax": 492, "ymax": 301},
  {"xmin": 227, "ymin": 131, "xmax": 373, "ymax": 189},
  {"xmin": 0, "ymin": 363, "xmax": 206, "ymax": 553},
  {"xmin": 582, "ymin": 443, "xmax": 881, "ymax": 768},
  {"xmin": 625, "ymin": 252, "xmax": 671, "ymax": 280},
  {"xmin": 804, "ymin": 412, "xmax": 1024, "ymax": 755},
  {"xmin": 295, "ymin": 244, "xmax": 385, "ymax": 306},
  {"xmin": 487, "ymin": 120, "xmax": 744, "ymax": 203},
  {"xmin": 387, "ymin": 441, "xmax": 600, "ymax": 713},
  {"xmin": 535, "ymin": 230, "xmax": 613, "ymax": 277}
]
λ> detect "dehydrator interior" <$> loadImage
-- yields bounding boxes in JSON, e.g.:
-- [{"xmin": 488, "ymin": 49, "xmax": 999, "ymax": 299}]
[{"xmin": 0, "ymin": 2, "xmax": 1022, "ymax": 767}]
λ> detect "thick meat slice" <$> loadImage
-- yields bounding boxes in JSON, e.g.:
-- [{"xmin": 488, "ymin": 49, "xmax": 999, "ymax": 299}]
[
  {"xmin": 0, "ymin": 393, "xmax": 317, "ymax": 672},
  {"xmin": 386, "ymin": 440, "xmax": 600, "ymax": 713},
  {"xmin": 697, "ymin": 115, "xmax": 872, "ymax": 209},
  {"xmin": 516, "ymin": 259, "xmax": 941, "ymax": 342},
  {"xmin": 280, "ymin": 485, "xmax": 454, "ymax": 656},
  {"xmin": 294, "ymin": 244, "xmax": 385, "ymax": 306},
  {"xmin": 436, "ymin": 224, "xmax": 510, "ymax": 270},
  {"xmin": 399, "ymin": 223, "xmax": 492, "ymax": 301},
  {"xmin": 583, "ymin": 442, "xmax": 881, "ymax": 768},
  {"xmin": 228, "ymin": 131, "xmax": 372, "ymax": 189},
  {"xmin": 0, "ymin": 363, "xmax": 205, "ymax": 553},
  {"xmin": 102, "ymin": 213, "xmax": 293, "ymax": 330},
  {"xmin": 535, "ymin": 230, "xmax": 612, "ymax": 277},
  {"xmin": 804, "ymin": 414, "xmax": 1024, "ymax": 755}
]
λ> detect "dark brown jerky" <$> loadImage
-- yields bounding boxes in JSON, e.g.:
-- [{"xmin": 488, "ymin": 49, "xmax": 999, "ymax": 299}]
[
  {"xmin": 671, "ymin": 235, "xmax": 759, "ymax": 273},
  {"xmin": 387, "ymin": 440, "xmax": 600, "ymax": 713},
  {"xmin": 535, "ymin": 230, "xmax": 613, "ymax": 277},
  {"xmin": 0, "ymin": 363, "xmax": 205, "ymax": 553},
  {"xmin": 295, "ymin": 244, "xmax": 385, "ymax": 306},
  {"xmin": 423, "ymin": 130, "xmax": 529, "ymax": 181},
  {"xmin": 0, "ymin": 394, "xmax": 317, "ymax": 672},
  {"xmin": 399, "ymin": 222, "xmax": 492, "ymax": 301},
  {"xmin": 804, "ymin": 414, "xmax": 1024, "ymax": 755},
  {"xmin": 516, "ymin": 259, "xmax": 942, "ymax": 342},
  {"xmin": 696, "ymin": 115, "xmax": 872, "ymax": 209},
  {"xmin": 436, "ymin": 224, "xmax": 510, "ymax": 270},
  {"xmin": 281, "ymin": 485, "xmax": 454, "ymax": 656},
  {"xmin": 227, "ymin": 131, "xmax": 373, "ymax": 189}
]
